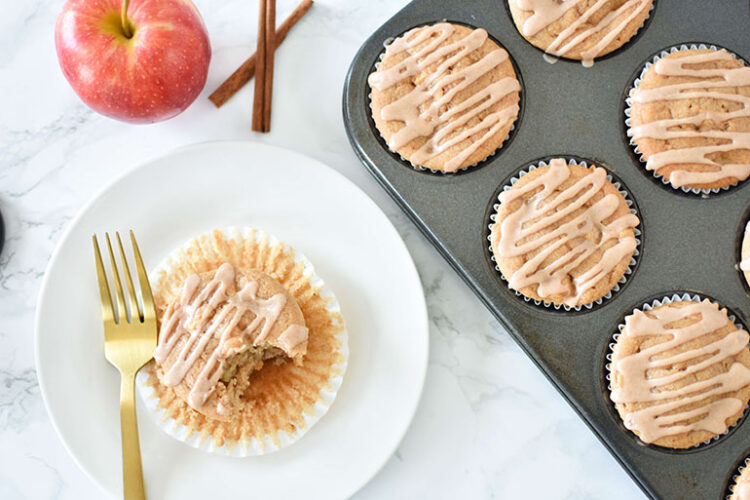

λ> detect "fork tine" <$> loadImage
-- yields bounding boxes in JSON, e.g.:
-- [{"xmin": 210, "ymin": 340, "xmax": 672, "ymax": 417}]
[
  {"xmin": 116, "ymin": 232, "xmax": 143, "ymax": 322},
  {"xmin": 105, "ymin": 233, "xmax": 127, "ymax": 323},
  {"xmin": 92, "ymin": 235, "xmax": 115, "ymax": 324},
  {"xmin": 130, "ymin": 230, "xmax": 155, "ymax": 322}
]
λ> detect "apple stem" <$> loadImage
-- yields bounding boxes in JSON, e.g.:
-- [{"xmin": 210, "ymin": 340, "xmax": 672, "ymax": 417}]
[{"xmin": 121, "ymin": 0, "xmax": 132, "ymax": 38}]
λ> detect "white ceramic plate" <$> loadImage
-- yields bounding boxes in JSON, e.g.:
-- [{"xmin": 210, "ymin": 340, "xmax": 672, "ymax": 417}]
[{"xmin": 34, "ymin": 141, "xmax": 429, "ymax": 499}]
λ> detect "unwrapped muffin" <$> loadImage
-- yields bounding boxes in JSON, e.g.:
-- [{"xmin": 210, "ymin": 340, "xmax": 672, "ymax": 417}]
[{"xmin": 139, "ymin": 228, "xmax": 348, "ymax": 455}]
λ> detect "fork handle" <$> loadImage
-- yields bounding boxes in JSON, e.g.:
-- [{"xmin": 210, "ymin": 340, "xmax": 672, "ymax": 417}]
[{"xmin": 120, "ymin": 371, "xmax": 146, "ymax": 500}]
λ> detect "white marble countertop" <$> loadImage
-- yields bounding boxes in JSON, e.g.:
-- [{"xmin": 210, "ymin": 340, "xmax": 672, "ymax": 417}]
[{"xmin": 0, "ymin": 0, "xmax": 646, "ymax": 498}]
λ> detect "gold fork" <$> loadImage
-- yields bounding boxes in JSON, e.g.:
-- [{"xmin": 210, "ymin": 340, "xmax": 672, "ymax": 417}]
[{"xmin": 93, "ymin": 231, "xmax": 157, "ymax": 500}]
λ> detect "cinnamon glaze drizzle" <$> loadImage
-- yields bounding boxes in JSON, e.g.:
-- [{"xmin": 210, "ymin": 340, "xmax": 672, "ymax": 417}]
[
  {"xmin": 611, "ymin": 300, "xmax": 750, "ymax": 444},
  {"xmin": 737, "ymin": 481, "xmax": 750, "ymax": 500},
  {"xmin": 368, "ymin": 23, "xmax": 520, "ymax": 172},
  {"xmin": 154, "ymin": 263, "xmax": 308, "ymax": 414},
  {"xmin": 629, "ymin": 49, "xmax": 750, "ymax": 188},
  {"xmin": 511, "ymin": 0, "xmax": 651, "ymax": 67},
  {"xmin": 493, "ymin": 159, "xmax": 639, "ymax": 306}
]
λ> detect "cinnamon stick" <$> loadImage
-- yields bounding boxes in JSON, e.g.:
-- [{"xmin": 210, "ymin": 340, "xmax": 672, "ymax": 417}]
[
  {"xmin": 262, "ymin": 0, "xmax": 276, "ymax": 131},
  {"xmin": 209, "ymin": 0, "xmax": 313, "ymax": 108},
  {"xmin": 251, "ymin": 0, "xmax": 268, "ymax": 131}
]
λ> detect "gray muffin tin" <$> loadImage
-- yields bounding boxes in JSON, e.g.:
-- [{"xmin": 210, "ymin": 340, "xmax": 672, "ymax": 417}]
[{"xmin": 342, "ymin": 1, "xmax": 750, "ymax": 499}]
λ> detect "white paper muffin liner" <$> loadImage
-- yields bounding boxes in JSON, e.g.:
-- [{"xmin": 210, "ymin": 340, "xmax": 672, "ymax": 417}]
[
  {"xmin": 486, "ymin": 157, "xmax": 642, "ymax": 312},
  {"xmin": 624, "ymin": 43, "xmax": 750, "ymax": 196},
  {"xmin": 740, "ymin": 219, "xmax": 750, "ymax": 288},
  {"xmin": 536, "ymin": 0, "xmax": 654, "ymax": 67},
  {"xmin": 605, "ymin": 292, "xmax": 750, "ymax": 450},
  {"xmin": 367, "ymin": 21, "xmax": 522, "ymax": 175},
  {"xmin": 726, "ymin": 456, "xmax": 750, "ymax": 499},
  {"xmin": 136, "ymin": 227, "xmax": 349, "ymax": 457}
]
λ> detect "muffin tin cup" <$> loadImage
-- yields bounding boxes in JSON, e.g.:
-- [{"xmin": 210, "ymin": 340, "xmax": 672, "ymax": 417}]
[
  {"xmin": 624, "ymin": 42, "xmax": 750, "ymax": 196},
  {"xmin": 604, "ymin": 292, "xmax": 750, "ymax": 452},
  {"xmin": 367, "ymin": 21, "xmax": 524, "ymax": 175},
  {"xmin": 512, "ymin": 0, "xmax": 656, "ymax": 67},
  {"xmin": 136, "ymin": 227, "xmax": 349, "ymax": 457},
  {"xmin": 486, "ymin": 157, "xmax": 642, "ymax": 313}
]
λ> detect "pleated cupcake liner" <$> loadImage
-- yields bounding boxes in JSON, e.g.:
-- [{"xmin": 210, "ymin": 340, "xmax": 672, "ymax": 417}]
[
  {"xmin": 740, "ymin": 220, "xmax": 750, "ymax": 286},
  {"xmin": 486, "ymin": 157, "xmax": 642, "ymax": 312},
  {"xmin": 537, "ymin": 0, "xmax": 655, "ymax": 67},
  {"xmin": 726, "ymin": 455, "xmax": 750, "ymax": 500},
  {"xmin": 624, "ymin": 42, "xmax": 749, "ymax": 195},
  {"xmin": 367, "ymin": 21, "xmax": 522, "ymax": 175},
  {"xmin": 136, "ymin": 227, "xmax": 349, "ymax": 457},
  {"xmin": 605, "ymin": 292, "xmax": 750, "ymax": 451}
]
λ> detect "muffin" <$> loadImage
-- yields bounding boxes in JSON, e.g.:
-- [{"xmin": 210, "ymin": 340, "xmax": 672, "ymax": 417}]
[
  {"xmin": 742, "ymin": 221, "xmax": 750, "ymax": 287},
  {"xmin": 368, "ymin": 22, "xmax": 521, "ymax": 173},
  {"xmin": 508, "ymin": 0, "xmax": 652, "ymax": 66},
  {"xmin": 609, "ymin": 297, "xmax": 750, "ymax": 449},
  {"xmin": 140, "ymin": 228, "xmax": 347, "ymax": 455},
  {"xmin": 627, "ymin": 48, "xmax": 750, "ymax": 191},
  {"xmin": 489, "ymin": 158, "xmax": 639, "ymax": 308},
  {"xmin": 730, "ymin": 459, "xmax": 750, "ymax": 500},
  {"xmin": 153, "ymin": 263, "xmax": 308, "ymax": 421}
]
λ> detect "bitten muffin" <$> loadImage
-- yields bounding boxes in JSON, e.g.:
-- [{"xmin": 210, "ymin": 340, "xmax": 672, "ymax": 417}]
[
  {"xmin": 368, "ymin": 22, "xmax": 521, "ymax": 173},
  {"xmin": 610, "ymin": 298, "xmax": 750, "ymax": 449},
  {"xmin": 730, "ymin": 459, "xmax": 750, "ymax": 500},
  {"xmin": 144, "ymin": 228, "xmax": 347, "ymax": 453},
  {"xmin": 154, "ymin": 264, "xmax": 308, "ymax": 421},
  {"xmin": 489, "ymin": 158, "xmax": 639, "ymax": 307},
  {"xmin": 627, "ymin": 48, "xmax": 750, "ymax": 191},
  {"xmin": 742, "ymin": 221, "xmax": 750, "ymax": 287},
  {"xmin": 508, "ymin": 0, "xmax": 652, "ymax": 66}
]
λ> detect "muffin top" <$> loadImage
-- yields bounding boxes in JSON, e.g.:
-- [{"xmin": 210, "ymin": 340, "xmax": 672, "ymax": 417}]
[
  {"xmin": 742, "ymin": 221, "xmax": 750, "ymax": 287},
  {"xmin": 154, "ymin": 263, "xmax": 307, "ymax": 419},
  {"xmin": 628, "ymin": 48, "xmax": 750, "ymax": 191},
  {"xmin": 490, "ymin": 158, "xmax": 639, "ymax": 307},
  {"xmin": 368, "ymin": 22, "xmax": 520, "ymax": 172},
  {"xmin": 730, "ymin": 460, "xmax": 750, "ymax": 500},
  {"xmin": 508, "ymin": 0, "xmax": 652, "ymax": 66},
  {"xmin": 610, "ymin": 299, "xmax": 750, "ymax": 449}
]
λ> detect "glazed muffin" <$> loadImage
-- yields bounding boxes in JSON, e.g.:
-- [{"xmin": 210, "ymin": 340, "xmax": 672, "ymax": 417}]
[
  {"xmin": 368, "ymin": 22, "xmax": 521, "ymax": 173},
  {"xmin": 143, "ymin": 228, "xmax": 347, "ymax": 454},
  {"xmin": 609, "ymin": 298, "xmax": 750, "ymax": 449},
  {"xmin": 742, "ymin": 221, "xmax": 750, "ymax": 287},
  {"xmin": 627, "ymin": 48, "xmax": 750, "ymax": 191},
  {"xmin": 730, "ymin": 459, "xmax": 750, "ymax": 500},
  {"xmin": 508, "ymin": 0, "xmax": 652, "ymax": 66},
  {"xmin": 489, "ymin": 158, "xmax": 639, "ymax": 307},
  {"xmin": 154, "ymin": 264, "xmax": 308, "ymax": 421}
]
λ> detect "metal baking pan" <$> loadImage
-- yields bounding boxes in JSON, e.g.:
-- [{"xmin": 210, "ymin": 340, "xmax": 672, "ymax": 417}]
[{"xmin": 342, "ymin": 1, "xmax": 750, "ymax": 498}]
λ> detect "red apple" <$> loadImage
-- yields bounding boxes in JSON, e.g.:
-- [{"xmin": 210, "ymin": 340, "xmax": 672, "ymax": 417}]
[{"xmin": 55, "ymin": 0, "xmax": 211, "ymax": 123}]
